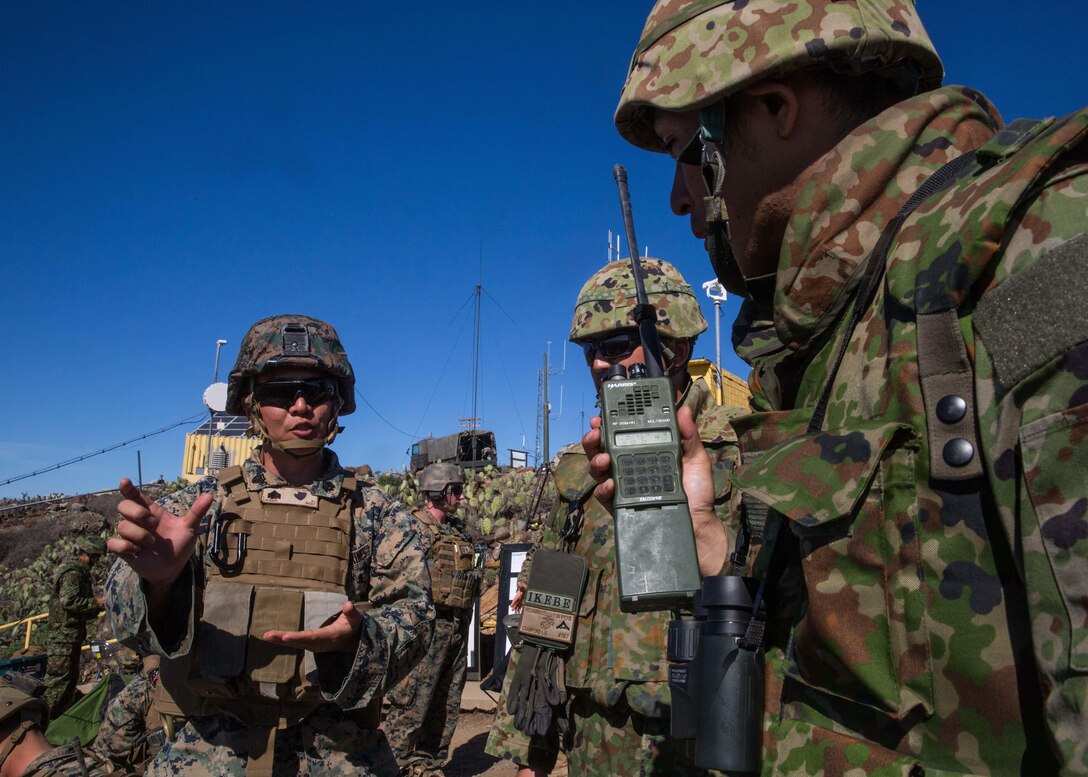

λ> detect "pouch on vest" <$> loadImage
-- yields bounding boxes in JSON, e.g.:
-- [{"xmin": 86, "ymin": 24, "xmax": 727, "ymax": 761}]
[{"xmin": 519, "ymin": 549, "xmax": 589, "ymax": 652}]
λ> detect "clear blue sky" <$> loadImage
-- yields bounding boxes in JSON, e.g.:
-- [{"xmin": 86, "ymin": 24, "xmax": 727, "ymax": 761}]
[{"xmin": 2, "ymin": 2, "xmax": 1085, "ymax": 499}]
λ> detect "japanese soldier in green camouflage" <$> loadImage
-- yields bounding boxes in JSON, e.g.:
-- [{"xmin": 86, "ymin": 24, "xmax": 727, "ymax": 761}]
[
  {"xmin": 105, "ymin": 314, "xmax": 436, "ymax": 776},
  {"xmin": 383, "ymin": 462, "xmax": 481, "ymax": 776},
  {"xmin": 486, "ymin": 258, "xmax": 744, "ymax": 776},
  {"xmin": 43, "ymin": 535, "xmax": 105, "ymax": 716},
  {"xmin": 614, "ymin": 1, "xmax": 1088, "ymax": 774}
]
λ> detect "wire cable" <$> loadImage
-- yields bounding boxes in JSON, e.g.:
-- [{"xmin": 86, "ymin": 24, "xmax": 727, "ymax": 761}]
[
  {"xmin": 0, "ymin": 412, "xmax": 207, "ymax": 488},
  {"xmin": 354, "ymin": 388, "xmax": 417, "ymax": 439}
]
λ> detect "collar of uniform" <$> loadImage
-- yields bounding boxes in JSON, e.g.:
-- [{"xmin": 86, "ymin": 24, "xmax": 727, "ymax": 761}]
[
  {"xmin": 239, "ymin": 449, "xmax": 346, "ymax": 499},
  {"xmin": 761, "ymin": 86, "xmax": 1002, "ymax": 356},
  {"xmin": 677, "ymin": 374, "xmax": 708, "ymax": 419}
]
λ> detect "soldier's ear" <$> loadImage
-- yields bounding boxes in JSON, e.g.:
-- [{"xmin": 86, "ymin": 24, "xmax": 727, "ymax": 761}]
[{"xmin": 741, "ymin": 81, "xmax": 800, "ymax": 139}]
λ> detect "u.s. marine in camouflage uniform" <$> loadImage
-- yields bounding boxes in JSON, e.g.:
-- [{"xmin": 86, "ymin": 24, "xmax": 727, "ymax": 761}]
[
  {"xmin": 616, "ymin": 1, "xmax": 1088, "ymax": 774},
  {"xmin": 383, "ymin": 462, "xmax": 481, "ymax": 776},
  {"xmin": 93, "ymin": 654, "xmax": 164, "ymax": 773},
  {"xmin": 0, "ymin": 671, "xmax": 114, "ymax": 777},
  {"xmin": 43, "ymin": 535, "xmax": 105, "ymax": 717},
  {"xmin": 105, "ymin": 314, "xmax": 435, "ymax": 776},
  {"xmin": 486, "ymin": 259, "xmax": 744, "ymax": 776}
]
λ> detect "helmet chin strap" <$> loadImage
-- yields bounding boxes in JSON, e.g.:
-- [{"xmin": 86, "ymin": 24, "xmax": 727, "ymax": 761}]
[
  {"xmin": 698, "ymin": 107, "xmax": 772, "ymax": 304},
  {"xmin": 246, "ymin": 396, "xmax": 343, "ymax": 459}
]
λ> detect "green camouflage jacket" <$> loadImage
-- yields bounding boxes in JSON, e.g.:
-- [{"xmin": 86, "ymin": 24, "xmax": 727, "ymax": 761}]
[
  {"xmin": 104, "ymin": 449, "xmax": 435, "ymax": 716},
  {"xmin": 729, "ymin": 86, "xmax": 1088, "ymax": 775},
  {"xmin": 46, "ymin": 562, "xmax": 98, "ymax": 644},
  {"xmin": 487, "ymin": 378, "xmax": 744, "ymax": 767}
]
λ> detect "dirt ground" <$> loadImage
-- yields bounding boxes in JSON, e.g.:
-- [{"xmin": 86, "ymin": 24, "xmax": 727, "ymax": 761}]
[{"xmin": 444, "ymin": 712, "xmax": 568, "ymax": 777}]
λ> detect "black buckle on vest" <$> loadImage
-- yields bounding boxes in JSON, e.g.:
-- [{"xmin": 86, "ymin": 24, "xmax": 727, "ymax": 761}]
[{"xmin": 209, "ymin": 513, "xmax": 247, "ymax": 574}]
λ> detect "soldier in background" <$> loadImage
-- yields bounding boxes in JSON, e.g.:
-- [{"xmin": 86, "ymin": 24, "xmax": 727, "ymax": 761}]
[
  {"xmin": 613, "ymin": 1, "xmax": 1088, "ymax": 773},
  {"xmin": 485, "ymin": 258, "xmax": 744, "ymax": 776},
  {"xmin": 384, "ymin": 462, "xmax": 481, "ymax": 776},
  {"xmin": 93, "ymin": 653, "xmax": 164, "ymax": 773},
  {"xmin": 0, "ymin": 672, "xmax": 112, "ymax": 777},
  {"xmin": 105, "ymin": 314, "xmax": 435, "ymax": 775},
  {"xmin": 43, "ymin": 535, "xmax": 105, "ymax": 716}
]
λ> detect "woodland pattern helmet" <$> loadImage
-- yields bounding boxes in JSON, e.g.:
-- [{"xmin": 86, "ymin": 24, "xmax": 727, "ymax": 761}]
[
  {"xmin": 615, "ymin": 0, "xmax": 944, "ymax": 152},
  {"xmin": 569, "ymin": 257, "xmax": 708, "ymax": 343},
  {"xmin": 225, "ymin": 314, "xmax": 356, "ymax": 416},
  {"xmin": 0, "ymin": 672, "xmax": 48, "ymax": 730},
  {"xmin": 419, "ymin": 463, "xmax": 466, "ymax": 495}
]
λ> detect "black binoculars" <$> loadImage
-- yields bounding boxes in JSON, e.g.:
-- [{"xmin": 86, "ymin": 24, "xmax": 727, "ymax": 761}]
[{"xmin": 668, "ymin": 575, "xmax": 763, "ymax": 774}]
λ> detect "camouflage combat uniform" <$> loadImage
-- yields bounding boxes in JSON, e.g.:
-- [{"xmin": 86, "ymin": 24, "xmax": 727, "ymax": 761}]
[
  {"xmin": 44, "ymin": 559, "xmax": 99, "ymax": 715},
  {"xmin": 487, "ymin": 379, "xmax": 742, "ymax": 775},
  {"xmin": 105, "ymin": 449, "xmax": 435, "ymax": 776},
  {"xmin": 0, "ymin": 671, "xmax": 114, "ymax": 777},
  {"xmin": 726, "ymin": 91, "xmax": 1088, "ymax": 776},
  {"xmin": 616, "ymin": 4, "xmax": 1088, "ymax": 771},
  {"xmin": 92, "ymin": 666, "xmax": 160, "ymax": 772},
  {"xmin": 383, "ymin": 510, "xmax": 477, "ymax": 775}
]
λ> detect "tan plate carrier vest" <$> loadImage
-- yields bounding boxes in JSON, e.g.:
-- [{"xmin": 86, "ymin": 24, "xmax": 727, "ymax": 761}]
[
  {"xmin": 153, "ymin": 466, "xmax": 377, "ymax": 776},
  {"xmin": 413, "ymin": 510, "xmax": 479, "ymax": 610}
]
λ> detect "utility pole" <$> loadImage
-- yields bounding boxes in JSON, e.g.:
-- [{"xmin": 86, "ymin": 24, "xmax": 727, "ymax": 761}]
[
  {"xmin": 702, "ymin": 280, "xmax": 727, "ymax": 399},
  {"xmin": 204, "ymin": 338, "xmax": 227, "ymax": 475}
]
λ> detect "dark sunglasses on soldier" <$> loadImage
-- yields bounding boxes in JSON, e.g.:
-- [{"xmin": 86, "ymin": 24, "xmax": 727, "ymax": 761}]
[
  {"xmin": 582, "ymin": 331, "xmax": 642, "ymax": 365},
  {"xmin": 252, "ymin": 378, "xmax": 337, "ymax": 409},
  {"xmin": 446, "ymin": 484, "xmax": 464, "ymax": 497}
]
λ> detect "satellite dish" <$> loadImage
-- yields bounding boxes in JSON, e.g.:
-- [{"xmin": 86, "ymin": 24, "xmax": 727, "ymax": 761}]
[{"xmin": 203, "ymin": 382, "xmax": 228, "ymax": 413}]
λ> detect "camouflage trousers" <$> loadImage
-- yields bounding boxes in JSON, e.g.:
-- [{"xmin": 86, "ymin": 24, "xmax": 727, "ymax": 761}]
[
  {"xmin": 486, "ymin": 653, "xmax": 708, "ymax": 777},
  {"xmin": 43, "ymin": 641, "xmax": 82, "ymax": 716},
  {"xmin": 145, "ymin": 706, "xmax": 398, "ymax": 776},
  {"xmin": 564, "ymin": 695, "xmax": 708, "ymax": 777},
  {"xmin": 383, "ymin": 608, "xmax": 468, "ymax": 773}
]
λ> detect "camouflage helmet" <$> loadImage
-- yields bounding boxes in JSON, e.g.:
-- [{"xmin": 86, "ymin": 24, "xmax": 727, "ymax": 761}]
[
  {"xmin": 0, "ymin": 671, "xmax": 49, "ymax": 730},
  {"xmin": 569, "ymin": 258, "xmax": 707, "ymax": 343},
  {"xmin": 419, "ymin": 463, "xmax": 466, "ymax": 494},
  {"xmin": 226, "ymin": 314, "xmax": 356, "ymax": 416},
  {"xmin": 615, "ymin": 0, "xmax": 944, "ymax": 152},
  {"xmin": 76, "ymin": 535, "xmax": 106, "ymax": 556}
]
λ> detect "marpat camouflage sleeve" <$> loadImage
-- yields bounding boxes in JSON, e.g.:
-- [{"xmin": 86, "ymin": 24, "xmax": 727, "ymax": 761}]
[
  {"xmin": 104, "ymin": 477, "xmax": 223, "ymax": 657},
  {"xmin": 315, "ymin": 486, "xmax": 435, "ymax": 710}
]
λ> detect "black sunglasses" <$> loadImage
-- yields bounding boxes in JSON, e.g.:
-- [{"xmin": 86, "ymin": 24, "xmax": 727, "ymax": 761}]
[
  {"xmin": 252, "ymin": 378, "xmax": 337, "ymax": 409},
  {"xmin": 582, "ymin": 331, "xmax": 642, "ymax": 365},
  {"xmin": 447, "ymin": 484, "xmax": 464, "ymax": 497}
]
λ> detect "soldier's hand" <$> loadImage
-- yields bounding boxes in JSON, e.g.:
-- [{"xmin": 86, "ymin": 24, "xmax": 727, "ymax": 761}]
[
  {"xmin": 261, "ymin": 600, "xmax": 364, "ymax": 654},
  {"xmin": 676, "ymin": 406, "xmax": 728, "ymax": 577},
  {"xmin": 510, "ymin": 582, "xmax": 527, "ymax": 612},
  {"xmin": 108, "ymin": 478, "xmax": 212, "ymax": 588},
  {"xmin": 583, "ymin": 415, "xmax": 614, "ymax": 506}
]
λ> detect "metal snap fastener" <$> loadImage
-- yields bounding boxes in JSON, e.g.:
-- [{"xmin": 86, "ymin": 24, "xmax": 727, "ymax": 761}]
[
  {"xmin": 943, "ymin": 438, "xmax": 974, "ymax": 467},
  {"xmin": 936, "ymin": 394, "xmax": 967, "ymax": 424}
]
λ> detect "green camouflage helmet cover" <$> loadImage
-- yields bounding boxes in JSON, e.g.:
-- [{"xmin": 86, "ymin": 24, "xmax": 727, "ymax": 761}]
[
  {"xmin": 0, "ymin": 672, "xmax": 48, "ymax": 730},
  {"xmin": 76, "ymin": 535, "xmax": 106, "ymax": 556},
  {"xmin": 419, "ymin": 462, "xmax": 466, "ymax": 494},
  {"xmin": 615, "ymin": 0, "xmax": 944, "ymax": 152},
  {"xmin": 226, "ymin": 314, "xmax": 356, "ymax": 416},
  {"xmin": 569, "ymin": 257, "xmax": 707, "ymax": 343}
]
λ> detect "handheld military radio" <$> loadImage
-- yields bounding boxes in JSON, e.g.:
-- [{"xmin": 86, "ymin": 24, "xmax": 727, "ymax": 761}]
[{"xmin": 603, "ymin": 165, "xmax": 701, "ymax": 612}]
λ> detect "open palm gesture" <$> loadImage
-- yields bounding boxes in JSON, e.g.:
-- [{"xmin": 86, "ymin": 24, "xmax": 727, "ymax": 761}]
[{"xmin": 107, "ymin": 478, "xmax": 214, "ymax": 587}]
